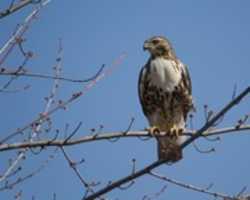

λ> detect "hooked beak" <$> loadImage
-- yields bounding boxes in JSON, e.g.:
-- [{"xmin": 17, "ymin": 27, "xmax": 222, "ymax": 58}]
[{"xmin": 143, "ymin": 41, "xmax": 151, "ymax": 51}]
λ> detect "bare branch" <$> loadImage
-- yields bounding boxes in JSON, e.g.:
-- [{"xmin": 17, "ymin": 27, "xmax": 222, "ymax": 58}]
[
  {"xmin": 60, "ymin": 147, "xmax": 89, "ymax": 188},
  {"xmin": 0, "ymin": 53, "xmax": 126, "ymax": 144},
  {"xmin": 83, "ymin": 86, "xmax": 250, "ymax": 200},
  {"xmin": 0, "ymin": 0, "xmax": 51, "ymax": 66},
  {"xmin": 0, "ymin": 39, "xmax": 62, "ymax": 183},
  {"xmin": 192, "ymin": 141, "xmax": 215, "ymax": 154},
  {"xmin": 0, "ymin": 0, "xmax": 36, "ymax": 20},
  {"xmin": 142, "ymin": 185, "xmax": 168, "ymax": 200},
  {"xmin": 149, "ymin": 171, "xmax": 234, "ymax": 200},
  {"xmin": 0, "ymin": 148, "xmax": 58, "ymax": 191},
  {"xmin": 1, "ymin": 124, "xmax": 250, "ymax": 152},
  {"xmin": 63, "ymin": 122, "xmax": 83, "ymax": 144},
  {"xmin": 0, "ymin": 65, "xmax": 105, "ymax": 83},
  {"xmin": 182, "ymin": 86, "xmax": 250, "ymax": 148},
  {"xmin": 60, "ymin": 147, "xmax": 99, "ymax": 198},
  {"xmin": 0, "ymin": 54, "xmax": 30, "ymax": 92}
]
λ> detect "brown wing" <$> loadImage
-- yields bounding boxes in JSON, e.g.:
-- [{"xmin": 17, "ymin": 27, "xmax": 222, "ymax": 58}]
[
  {"xmin": 180, "ymin": 63, "xmax": 192, "ymax": 95},
  {"xmin": 138, "ymin": 61, "xmax": 150, "ymax": 117},
  {"xmin": 178, "ymin": 62, "xmax": 194, "ymax": 120}
]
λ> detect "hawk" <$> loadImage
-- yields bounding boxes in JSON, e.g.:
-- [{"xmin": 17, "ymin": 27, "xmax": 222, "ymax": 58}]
[{"xmin": 138, "ymin": 36, "xmax": 194, "ymax": 162}]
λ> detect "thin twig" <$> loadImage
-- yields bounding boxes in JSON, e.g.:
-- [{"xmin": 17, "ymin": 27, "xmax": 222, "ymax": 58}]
[
  {"xmin": 149, "ymin": 171, "xmax": 234, "ymax": 200},
  {"xmin": 0, "ymin": 66, "xmax": 105, "ymax": 83},
  {"xmin": 63, "ymin": 122, "xmax": 82, "ymax": 144},
  {"xmin": 60, "ymin": 147, "xmax": 99, "ymax": 199},
  {"xmin": 60, "ymin": 147, "xmax": 89, "ymax": 188},
  {"xmin": 192, "ymin": 141, "xmax": 215, "ymax": 154},
  {"xmin": 0, "ymin": 54, "xmax": 30, "ymax": 92},
  {"xmin": 142, "ymin": 184, "xmax": 168, "ymax": 200}
]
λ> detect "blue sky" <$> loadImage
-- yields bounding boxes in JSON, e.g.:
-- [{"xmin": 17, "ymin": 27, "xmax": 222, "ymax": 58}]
[{"xmin": 1, "ymin": 0, "xmax": 250, "ymax": 199}]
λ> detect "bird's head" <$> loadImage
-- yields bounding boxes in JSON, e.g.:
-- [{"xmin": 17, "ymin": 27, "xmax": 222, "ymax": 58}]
[{"xmin": 143, "ymin": 36, "xmax": 176, "ymax": 59}]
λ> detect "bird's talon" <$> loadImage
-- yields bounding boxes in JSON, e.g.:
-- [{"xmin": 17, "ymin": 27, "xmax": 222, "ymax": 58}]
[
  {"xmin": 179, "ymin": 128, "xmax": 184, "ymax": 135},
  {"xmin": 169, "ymin": 126, "xmax": 181, "ymax": 139},
  {"xmin": 146, "ymin": 126, "xmax": 161, "ymax": 137}
]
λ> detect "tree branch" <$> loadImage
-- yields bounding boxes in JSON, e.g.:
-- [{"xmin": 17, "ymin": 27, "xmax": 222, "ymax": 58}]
[
  {"xmin": 1, "ymin": 125, "xmax": 250, "ymax": 152},
  {"xmin": 83, "ymin": 86, "xmax": 250, "ymax": 200},
  {"xmin": 0, "ymin": 0, "xmax": 34, "ymax": 20},
  {"xmin": 0, "ymin": 52, "xmax": 126, "ymax": 144},
  {"xmin": 0, "ymin": 0, "xmax": 51, "ymax": 66},
  {"xmin": 181, "ymin": 86, "xmax": 250, "ymax": 148},
  {"xmin": 0, "ymin": 39, "xmax": 62, "ymax": 183},
  {"xmin": 0, "ymin": 65, "xmax": 105, "ymax": 83},
  {"xmin": 149, "ymin": 171, "xmax": 234, "ymax": 200}
]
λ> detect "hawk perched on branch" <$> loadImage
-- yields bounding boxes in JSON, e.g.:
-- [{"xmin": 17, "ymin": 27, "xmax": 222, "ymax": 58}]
[{"xmin": 138, "ymin": 36, "xmax": 194, "ymax": 162}]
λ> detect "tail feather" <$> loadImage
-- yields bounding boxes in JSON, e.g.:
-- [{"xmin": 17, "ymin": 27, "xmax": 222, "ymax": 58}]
[{"xmin": 157, "ymin": 138, "xmax": 182, "ymax": 162}]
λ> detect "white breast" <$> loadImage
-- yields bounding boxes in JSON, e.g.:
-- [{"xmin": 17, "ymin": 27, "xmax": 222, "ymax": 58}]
[{"xmin": 149, "ymin": 58, "xmax": 181, "ymax": 91}]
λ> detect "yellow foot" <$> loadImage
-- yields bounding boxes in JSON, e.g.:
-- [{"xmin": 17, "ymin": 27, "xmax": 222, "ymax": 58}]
[
  {"xmin": 168, "ymin": 125, "xmax": 183, "ymax": 139},
  {"xmin": 146, "ymin": 126, "xmax": 161, "ymax": 137}
]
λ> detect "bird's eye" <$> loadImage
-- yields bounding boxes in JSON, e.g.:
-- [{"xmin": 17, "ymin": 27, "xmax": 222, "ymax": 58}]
[{"xmin": 152, "ymin": 39, "xmax": 159, "ymax": 45}]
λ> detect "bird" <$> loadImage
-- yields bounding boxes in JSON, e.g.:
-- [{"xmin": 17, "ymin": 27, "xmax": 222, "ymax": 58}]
[{"xmin": 138, "ymin": 36, "xmax": 194, "ymax": 162}]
